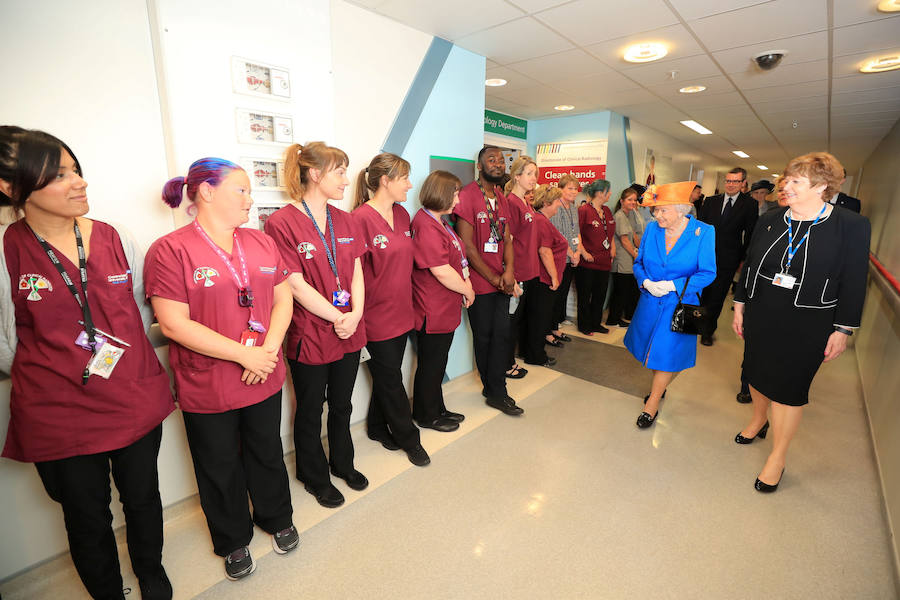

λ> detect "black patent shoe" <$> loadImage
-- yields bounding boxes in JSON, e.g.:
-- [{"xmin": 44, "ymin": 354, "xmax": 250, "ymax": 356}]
[
  {"xmin": 416, "ymin": 416, "xmax": 460, "ymax": 432},
  {"xmin": 735, "ymin": 421, "xmax": 769, "ymax": 444},
  {"xmin": 736, "ymin": 391, "xmax": 752, "ymax": 404},
  {"xmin": 755, "ymin": 468, "xmax": 784, "ymax": 493},
  {"xmin": 441, "ymin": 410, "xmax": 465, "ymax": 423},
  {"xmin": 636, "ymin": 410, "xmax": 658, "ymax": 428},
  {"xmin": 330, "ymin": 467, "xmax": 369, "ymax": 491},
  {"xmin": 545, "ymin": 338, "xmax": 563, "ymax": 347},
  {"xmin": 486, "ymin": 395, "xmax": 524, "ymax": 416},
  {"xmin": 553, "ymin": 333, "xmax": 572, "ymax": 342}
]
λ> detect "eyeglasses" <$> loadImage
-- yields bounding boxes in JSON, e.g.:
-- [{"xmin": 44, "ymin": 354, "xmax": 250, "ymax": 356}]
[{"xmin": 725, "ymin": 179, "xmax": 744, "ymax": 184}]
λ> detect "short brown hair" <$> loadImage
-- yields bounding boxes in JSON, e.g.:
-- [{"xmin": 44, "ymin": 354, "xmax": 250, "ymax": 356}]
[
  {"xmin": 557, "ymin": 173, "xmax": 580, "ymax": 190},
  {"xmin": 419, "ymin": 170, "xmax": 461, "ymax": 212},
  {"xmin": 532, "ymin": 184, "xmax": 562, "ymax": 210},
  {"xmin": 283, "ymin": 141, "xmax": 349, "ymax": 201},
  {"xmin": 783, "ymin": 152, "xmax": 844, "ymax": 200}
]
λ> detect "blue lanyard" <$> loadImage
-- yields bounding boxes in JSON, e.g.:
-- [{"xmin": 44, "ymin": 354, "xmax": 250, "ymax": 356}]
[
  {"xmin": 301, "ymin": 200, "xmax": 342, "ymax": 291},
  {"xmin": 786, "ymin": 204, "xmax": 827, "ymax": 271}
]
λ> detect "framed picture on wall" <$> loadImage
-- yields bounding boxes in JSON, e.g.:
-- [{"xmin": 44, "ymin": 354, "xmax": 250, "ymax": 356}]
[
  {"xmin": 240, "ymin": 157, "xmax": 287, "ymax": 191},
  {"xmin": 231, "ymin": 56, "xmax": 291, "ymax": 100},
  {"xmin": 247, "ymin": 203, "xmax": 285, "ymax": 232},
  {"xmin": 235, "ymin": 108, "xmax": 293, "ymax": 145}
]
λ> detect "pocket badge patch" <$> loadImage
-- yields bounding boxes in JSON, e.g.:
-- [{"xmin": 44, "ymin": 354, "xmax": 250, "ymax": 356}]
[
  {"xmin": 19, "ymin": 274, "xmax": 52, "ymax": 301},
  {"xmin": 193, "ymin": 267, "xmax": 219, "ymax": 287}
]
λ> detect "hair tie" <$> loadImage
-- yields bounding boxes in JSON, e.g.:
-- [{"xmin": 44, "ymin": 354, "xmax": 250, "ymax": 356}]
[{"xmin": 365, "ymin": 167, "xmax": 369, "ymax": 173}]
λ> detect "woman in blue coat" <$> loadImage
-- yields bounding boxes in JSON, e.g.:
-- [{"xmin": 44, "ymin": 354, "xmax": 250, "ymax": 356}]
[{"xmin": 624, "ymin": 182, "xmax": 716, "ymax": 428}]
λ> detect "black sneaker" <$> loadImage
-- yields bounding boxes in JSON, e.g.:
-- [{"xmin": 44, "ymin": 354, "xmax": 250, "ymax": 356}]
[
  {"xmin": 272, "ymin": 525, "xmax": 300, "ymax": 554},
  {"xmin": 224, "ymin": 546, "xmax": 256, "ymax": 581},
  {"xmin": 138, "ymin": 566, "xmax": 172, "ymax": 600}
]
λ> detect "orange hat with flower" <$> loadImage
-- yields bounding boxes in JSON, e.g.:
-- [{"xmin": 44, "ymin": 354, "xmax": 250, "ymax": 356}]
[{"xmin": 641, "ymin": 181, "xmax": 697, "ymax": 207}]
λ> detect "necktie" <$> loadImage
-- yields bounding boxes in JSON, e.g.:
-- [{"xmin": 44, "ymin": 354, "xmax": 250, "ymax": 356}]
[{"xmin": 721, "ymin": 196, "xmax": 734, "ymax": 221}]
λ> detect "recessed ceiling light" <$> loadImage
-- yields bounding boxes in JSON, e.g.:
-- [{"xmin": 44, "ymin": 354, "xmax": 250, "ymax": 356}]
[
  {"xmin": 732, "ymin": 150, "xmax": 750, "ymax": 158},
  {"xmin": 624, "ymin": 43, "xmax": 668, "ymax": 63},
  {"xmin": 680, "ymin": 120, "xmax": 713, "ymax": 135},
  {"xmin": 757, "ymin": 165, "xmax": 768, "ymax": 170},
  {"xmin": 679, "ymin": 85, "xmax": 707, "ymax": 94},
  {"xmin": 554, "ymin": 105, "xmax": 575, "ymax": 111},
  {"xmin": 877, "ymin": 0, "xmax": 900, "ymax": 12},
  {"xmin": 485, "ymin": 78, "xmax": 507, "ymax": 87},
  {"xmin": 860, "ymin": 55, "xmax": 900, "ymax": 73}
]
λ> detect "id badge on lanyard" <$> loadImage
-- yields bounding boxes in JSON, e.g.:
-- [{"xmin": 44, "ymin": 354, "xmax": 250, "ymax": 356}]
[{"xmin": 772, "ymin": 273, "xmax": 796, "ymax": 289}]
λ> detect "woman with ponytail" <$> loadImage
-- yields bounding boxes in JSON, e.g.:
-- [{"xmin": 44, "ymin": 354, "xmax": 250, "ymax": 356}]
[
  {"xmin": 145, "ymin": 157, "xmax": 298, "ymax": 582},
  {"xmin": 0, "ymin": 127, "xmax": 174, "ymax": 599},
  {"xmin": 351, "ymin": 153, "xmax": 430, "ymax": 465},
  {"xmin": 264, "ymin": 142, "xmax": 368, "ymax": 508}
]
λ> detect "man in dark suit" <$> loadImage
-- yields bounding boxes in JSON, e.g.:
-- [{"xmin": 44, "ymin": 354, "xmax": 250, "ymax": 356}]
[
  {"xmin": 829, "ymin": 169, "xmax": 861, "ymax": 213},
  {"xmin": 698, "ymin": 167, "xmax": 758, "ymax": 346}
]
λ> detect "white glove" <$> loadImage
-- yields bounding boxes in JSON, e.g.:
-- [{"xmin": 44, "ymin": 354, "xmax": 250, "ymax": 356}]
[
  {"xmin": 659, "ymin": 280, "xmax": 676, "ymax": 293},
  {"xmin": 642, "ymin": 279, "xmax": 666, "ymax": 297}
]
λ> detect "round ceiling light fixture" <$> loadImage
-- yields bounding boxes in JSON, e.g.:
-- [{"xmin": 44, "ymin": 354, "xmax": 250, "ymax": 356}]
[
  {"xmin": 624, "ymin": 43, "xmax": 668, "ymax": 63},
  {"xmin": 485, "ymin": 78, "xmax": 507, "ymax": 87},
  {"xmin": 860, "ymin": 55, "xmax": 900, "ymax": 73},
  {"xmin": 876, "ymin": 0, "xmax": 900, "ymax": 12},
  {"xmin": 554, "ymin": 104, "xmax": 575, "ymax": 111},
  {"xmin": 679, "ymin": 85, "xmax": 707, "ymax": 93}
]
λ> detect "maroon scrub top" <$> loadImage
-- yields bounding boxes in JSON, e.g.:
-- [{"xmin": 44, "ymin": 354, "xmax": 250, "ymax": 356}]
[
  {"xmin": 264, "ymin": 203, "xmax": 367, "ymax": 365},
  {"xmin": 452, "ymin": 180, "xmax": 509, "ymax": 295},
  {"xmin": 2, "ymin": 220, "xmax": 174, "ymax": 463},
  {"xmin": 578, "ymin": 203, "xmax": 615, "ymax": 271},
  {"xmin": 410, "ymin": 209, "xmax": 466, "ymax": 334},
  {"xmin": 352, "ymin": 202, "xmax": 414, "ymax": 342},
  {"xmin": 536, "ymin": 212, "xmax": 569, "ymax": 286},
  {"xmin": 506, "ymin": 192, "xmax": 539, "ymax": 282},
  {"xmin": 144, "ymin": 223, "xmax": 288, "ymax": 413}
]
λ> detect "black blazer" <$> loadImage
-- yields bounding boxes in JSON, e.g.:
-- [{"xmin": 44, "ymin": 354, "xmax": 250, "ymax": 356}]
[
  {"xmin": 698, "ymin": 192, "xmax": 758, "ymax": 266},
  {"xmin": 735, "ymin": 206, "xmax": 871, "ymax": 327},
  {"xmin": 833, "ymin": 192, "xmax": 861, "ymax": 213}
]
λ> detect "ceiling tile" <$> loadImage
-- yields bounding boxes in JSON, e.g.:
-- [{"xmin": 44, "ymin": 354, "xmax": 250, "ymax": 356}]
[
  {"xmin": 548, "ymin": 71, "xmax": 641, "ymax": 94},
  {"xmin": 832, "ymin": 70, "xmax": 900, "ymax": 94},
  {"xmin": 506, "ymin": 49, "xmax": 618, "ymax": 83},
  {"xmin": 832, "ymin": 111, "xmax": 899, "ymax": 125},
  {"xmin": 833, "ymin": 16, "xmax": 900, "ymax": 56},
  {"xmin": 762, "ymin": 112, "xmax": 827, "ymax": 132},
  {"xmin": 485, "ymin": 98, "xmax": 530, "ymax": 117},
  {"xmin": 644, "ymin": 75, "xmax": 737, "ymax": 99},
  {"xmin": 583, "ymin": 24, "xmax": 705, "ymax": 68},
  {"xmin": 486, "ymin": 59, "xmax": 500, "ymax": 68},
  {"xmin": 666, "ymin": 0, "xmax": 771, "ymax": 21},
  {"xmin": 831, "ymin": 100, "xmax": 900, "ymax": 115},
  {"xmin": 711, "ymin": 32, "xmax": 827, "ymax": 74},
  {"xmin": 833, "ymin": 0, "xmax": 900, "ymax": 27},
  {"xmin": 728, "ymin": 59, "xmax": 828, "ymax": 90},
  {"xmin": 487, "ymin": 83, "xmax": 575, "ymax": 105},
  {"xmin": 832, "ymin": 48, "xmax": 900, "ymax": 77},
  {"xmin": 688, "ymin": 0, "xmax": 826, "ymax": 52},
  {"xmin": 619, "ymin": 54, "xmax": 721, "ymax": 86},
  {"xmin": 485, "ymin": 66, "xmax": 542, "ymax": 92},
  {"xmin": 534, "ymin": 0, "xmax": 679, "ymax": 46},
  {"xmin": 831, "ymin": 86, "xmax": 900, "ymax": 106},
  {"xmin": 374, "ymin": 0, "xmax": 524, "ymax": 41},
  {"xmin": 455, "ymin": 17, "xmax": 573, "ymax": 64},
  {"xmin": 742, "ymin": 80, "xmax": 826, "ymax": 102},
  {"xmin": 670, "ymin": 90, "xmax": 746, "ymax": 110},
  {"xmin": 752, "ymin": 95, "xmax": 828, "ymax": 115},
  {"xmin": 507, "ymin": 0, "xmax": 572, "ymax": 12}
]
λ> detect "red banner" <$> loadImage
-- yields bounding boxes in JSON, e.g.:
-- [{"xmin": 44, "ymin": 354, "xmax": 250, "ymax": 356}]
[{"xmin": 538, "ymin": 165, "xmax": 606, "ymax": 189}]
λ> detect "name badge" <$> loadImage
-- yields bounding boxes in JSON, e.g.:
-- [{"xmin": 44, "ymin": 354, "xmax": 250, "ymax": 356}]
[
  {"xmin": 333, "ymin": 290, "xmax": 351, "ymax": 306},
  {"xmin": 86, "ymin": 342, "xmax": 125, "ymax": 379},
  {"xmin": 483, "ymin": 242, "xmax": 499, "ymax": 253},
  {"xmin": 239, "ymin": 329, "xmax": 260, "ymax": 347},
  {"xmin": 772, "ymin": 273, "xmax": 796, "ymax": 289},
  {"xmin": 462, "ymin": 266, "xmax": 470, "ymax": 279},
  {"xmin": 571, "ymin": 237, "xmax": 579, "ymax": 246},
  {"xmin": 602, "ymin": 238, "xmax": 610, "ymax": 250}
]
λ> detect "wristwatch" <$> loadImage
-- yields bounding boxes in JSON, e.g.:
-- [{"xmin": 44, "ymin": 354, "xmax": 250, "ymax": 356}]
[{"xmin": 833, "ymin": 325, "xmax": 853, "ymax": 336}]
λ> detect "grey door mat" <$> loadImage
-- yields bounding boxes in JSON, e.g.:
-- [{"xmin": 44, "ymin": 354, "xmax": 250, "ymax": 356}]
[{"xmin": 543, "ymin": 336, "xmax": 656, "ymax": 398}]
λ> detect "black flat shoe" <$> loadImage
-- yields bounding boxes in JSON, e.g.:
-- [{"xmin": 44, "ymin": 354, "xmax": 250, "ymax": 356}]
[
  {"xmin": 416, "ymin": 416, "xmax": 460, "ymax": 432},
  {"xmin": 545, "ymin": 338, "xmax": 563, "ymax": 347},
  {"xmin": 735, "ymin": 421, "xmax": 769, "ymax": 444},
  {"xmin": 594, "ymin": 324, "xmax": 610, "ymax": 334},
  {"xmin": 367, "ymin": 430, "xmax": 401, "ymax": 451},
  {"xmin": 700, "ymin": 334, "xmax": 713, "ymax": 346},
  {"xmin": 405, "ymin": 444, "xmax": 431, "ymax": 467},
  {"xmin": 636, "ymin": 410, "xmax": 658, "ymax": 428},
  {"xmin": 553, "ymin": 333, "xmax": 572, "ymax": 342},
  {"xmin": 330, "ymin": 467, "xmax": 368, "ymax": 491},
  {"xmin": 736, "ymin": 391, "xmax": 752, "ymax": 404},
  {"xmin": 303, "ymin": 482, "xmax": 344, "ymax": 508},
  {"xmin": 505, "ymin": 364, "xmax": 527, "ymax": 379},
  {"xmin": 755, "ymin": 468, "xmax": 784, "ymax": 493},
  {"xmin": 440, "ymin": 410, "xmax": 465, "ymax": 423},
  {"xmin": 486, "ymin": 395, "xmax": 524, "ymax": 416}
]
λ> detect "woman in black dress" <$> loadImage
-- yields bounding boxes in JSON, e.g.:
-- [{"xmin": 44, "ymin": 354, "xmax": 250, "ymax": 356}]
[{"xmin": 733, "ymin": 152, "xmax": 870, "ymax": 493}]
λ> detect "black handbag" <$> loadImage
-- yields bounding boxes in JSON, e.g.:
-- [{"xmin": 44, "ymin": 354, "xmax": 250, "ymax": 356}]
[{"xmin": 670, "ymin": 276, "xmax": 707, "ymax": 335}]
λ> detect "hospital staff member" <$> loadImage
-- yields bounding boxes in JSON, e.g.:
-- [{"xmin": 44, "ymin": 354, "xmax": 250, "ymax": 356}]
[
  {"xmin": 264, "ymin": 141, "xmax": 368, "ymax": 509},
  {"xmin": 352, "ymin": 152, "xmax": 429, "ymax": 467},
  {"xmin": 146, "ymin": 157, "xmax": 298, "ymax": 582},
  {"xmin": 0, "ymin": 126, "xmax": 175, "ymax": 599}
]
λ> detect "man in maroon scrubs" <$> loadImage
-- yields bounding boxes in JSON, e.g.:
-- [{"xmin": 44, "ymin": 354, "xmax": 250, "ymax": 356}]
[{"xmin": 453, "ymin": 146, "xmax": 523, "ymax": 416}]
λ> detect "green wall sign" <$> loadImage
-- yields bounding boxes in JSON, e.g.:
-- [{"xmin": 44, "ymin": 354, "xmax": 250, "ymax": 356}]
[{"xmin": 484, "ymin": 109, "xmax": 527, "ymax": 140}]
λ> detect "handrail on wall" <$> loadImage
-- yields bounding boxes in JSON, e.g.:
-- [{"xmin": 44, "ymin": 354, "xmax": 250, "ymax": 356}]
[{"xmin": 870, "ymin": 253, "xmax": 900, "ymax": 299}]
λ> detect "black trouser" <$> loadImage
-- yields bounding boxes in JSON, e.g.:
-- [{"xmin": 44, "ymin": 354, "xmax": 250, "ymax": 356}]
[
  {"xmin": 607, "ymin": 272, "xmax": 639, "ymax": 324},
  {"xmin": 523, "ymin": 279, "xmax": 554, "ymax": 364},
  {"xmin": 466, "ymin": 291, "xmax": 511, "ymax": 399},
  {"xmin": 507, "ymin": 277, "xmax": 536, "ymax": 369},
  {"xmin": 412, "ymin": 324, "xmax": 455, "ymax": 422},
  {"xmin": 551, "ymin": 263, "xmax": 575, "ymax": 330},
  {"xmin": 575, "ymin": 267, "xmax": 610, "ymax": 332},
  {"xmin": 365, "ymin": 333, "xmax": 420, "ymax": 450},
  {"xmin": 35, "ymin": 425, "xmax": 164, "ymax": 600},
  {"xmin": 182, "ymin": 392, "xmax": 293, "ymax": 557},
  {"xmin": 700, "ymin": 258, "xmax": 739, "ymax": 335},
  {"xmin": 290, "ymin": 352, "xmax": 360, "ymax": 487}
]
